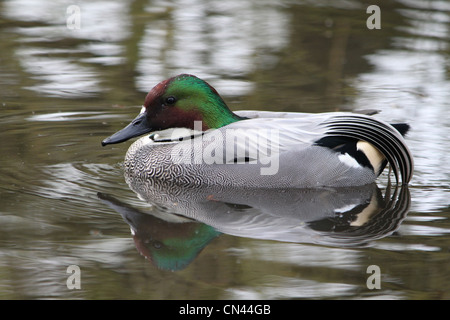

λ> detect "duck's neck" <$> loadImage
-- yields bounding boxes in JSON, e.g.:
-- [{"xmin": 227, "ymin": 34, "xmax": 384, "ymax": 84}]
[{"xmin": 200, "ymin": 96, "xmax": 246, "ymax": 130}]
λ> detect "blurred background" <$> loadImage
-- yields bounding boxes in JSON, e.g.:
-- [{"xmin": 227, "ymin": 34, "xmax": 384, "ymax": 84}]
[{"xmin": 0, "ymin": 0, "xmax": 449, "ymax": 299}]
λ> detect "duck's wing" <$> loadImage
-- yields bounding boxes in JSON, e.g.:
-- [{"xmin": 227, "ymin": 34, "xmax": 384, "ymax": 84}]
[
  {"xmin": 209, "ymin": 111, "xmax": 413, "ymax": 184},
  {"xmin": 220, "ymin": 113, "xmax": 329, "ymax": 154},
  {"xmin": 235, "ymin": 109, "xmax": 381, "ymax": 119}
]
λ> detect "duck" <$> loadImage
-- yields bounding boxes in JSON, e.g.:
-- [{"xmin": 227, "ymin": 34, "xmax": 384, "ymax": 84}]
[{"xmin": 101, "ymin": 74, "xmax": 413, "ymax": 188}]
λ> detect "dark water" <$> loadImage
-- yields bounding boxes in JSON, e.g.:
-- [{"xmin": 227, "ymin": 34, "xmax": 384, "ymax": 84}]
[{"xmin": 1, "ymin": 0, "xmax": 449, "ymax": 299}]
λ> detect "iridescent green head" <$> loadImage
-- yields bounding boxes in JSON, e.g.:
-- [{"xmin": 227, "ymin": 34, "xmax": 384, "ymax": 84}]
[{"xmin": 102, "ymin": 74, "xmax": 243, "ymax": 146}]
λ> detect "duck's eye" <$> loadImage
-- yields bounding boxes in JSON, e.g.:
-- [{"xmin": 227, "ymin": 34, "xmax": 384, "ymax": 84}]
[{"xmin": 165, "ymin": 96, "xmax": 177, "ymax": 105}]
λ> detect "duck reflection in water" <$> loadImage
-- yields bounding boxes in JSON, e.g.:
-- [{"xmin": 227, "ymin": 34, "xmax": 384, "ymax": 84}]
[{"xmin": 98, "ymin": 174, "xmax": 410, "ymax": 271}]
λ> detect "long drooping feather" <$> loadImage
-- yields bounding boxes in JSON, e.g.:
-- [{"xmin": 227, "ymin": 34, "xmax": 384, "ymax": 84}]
[
  {"xmin": 140, "ymin": 111, "xmax": 413, "ymax": 187},
  {"xmin": 321, "ymin": 115, "xmax": 413, "ymax": 184}
]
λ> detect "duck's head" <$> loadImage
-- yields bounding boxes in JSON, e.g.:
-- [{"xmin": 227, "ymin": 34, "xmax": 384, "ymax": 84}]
[{"xmin": 102, "ymin": 74, "xmax": 243, "ymax": 146}]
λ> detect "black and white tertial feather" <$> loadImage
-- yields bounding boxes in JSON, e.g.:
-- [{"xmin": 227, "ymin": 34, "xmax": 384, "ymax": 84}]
[{"xmin": 124, "ymin": 110, "xmax": 413, "ymax": 188}]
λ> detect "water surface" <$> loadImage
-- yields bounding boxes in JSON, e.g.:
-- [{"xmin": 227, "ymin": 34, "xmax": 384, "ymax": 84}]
[{"xmin": 0, "ymin": 0, "xmax": 449, "ymax": 299}]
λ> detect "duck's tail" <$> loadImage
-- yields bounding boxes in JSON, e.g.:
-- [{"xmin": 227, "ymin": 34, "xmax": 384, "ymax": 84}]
[
  {"xmin": 391, "ymin": 123, "xmax": 410, "ymax": 136},
  {"xmin": 322, "ymin": 115, "xmax": 414, "ymax": 185}
]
